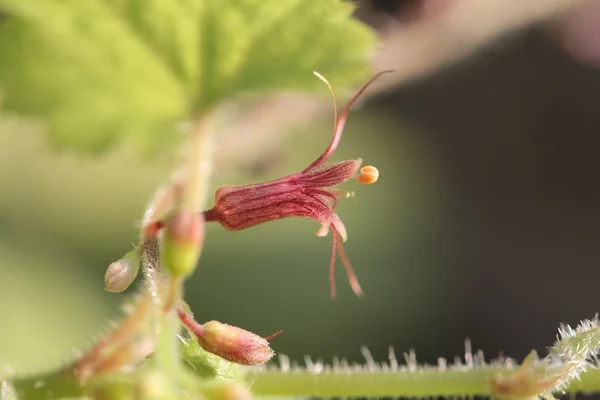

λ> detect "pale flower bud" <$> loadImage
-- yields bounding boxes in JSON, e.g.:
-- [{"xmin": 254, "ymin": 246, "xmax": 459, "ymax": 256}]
[{"xmin": 104, "ymin": 249, "xmax": 140, "ymax": 293}]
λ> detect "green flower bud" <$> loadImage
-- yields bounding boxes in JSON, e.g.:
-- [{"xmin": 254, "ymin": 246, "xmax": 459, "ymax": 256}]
[
  {"xmin": 161, "ymin": 211, "xmax": 204, "ymax": 279},
  {"xmin": 104, "ymin": 248, "xmax": 140, "ymax": 292}
]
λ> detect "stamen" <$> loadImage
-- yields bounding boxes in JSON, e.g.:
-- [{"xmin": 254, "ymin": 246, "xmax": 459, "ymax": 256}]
[
  {"xmin": 329, "ymin": 226, "xmax": 364, "ymax": 299},
  {"xmin": 330, "ymin": 228, "xmax": 338, "ymax": 300},
  {"xmin": 329, "ymin": 189, "xmax": 355, "ymax": 198},
  {"xmin": 357, "ymin": 165, "xmax": 379, "ymax": 184},
  {"xmin": 335, "ymin": 226, "xmax": 364, "ymax": 297}
]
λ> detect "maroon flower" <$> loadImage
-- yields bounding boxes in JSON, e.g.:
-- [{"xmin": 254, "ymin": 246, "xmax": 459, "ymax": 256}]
[{"xmin": 203, "ymin": 71, "xmax": 391, "ymax": 299}]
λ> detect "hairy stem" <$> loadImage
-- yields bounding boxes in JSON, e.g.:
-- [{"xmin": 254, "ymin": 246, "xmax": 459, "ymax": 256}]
[
  {"xmin": 152, "ymin": 312, "xmax": 182, "ymax": 382},
  {"xmin": 248, "ymin": 319, "xmax": 600, "ymax": 398},
  {"xmin": 247, "ymin": 366, "xmax": 600, "ymax": 398},
  {"xmin": 150, "ymin": 114, "xmax": 214, "ymax": 379},
  {"xmin": 70, "ymin": 293, "xmax": 152, "ymax": 380},
  {"xmin": 182, "ymin": 116, "xmax": 214, "ymax": 211},
  {"xmin": 10, "ymin": 362, "xmax": 600, "ymax": 400}
]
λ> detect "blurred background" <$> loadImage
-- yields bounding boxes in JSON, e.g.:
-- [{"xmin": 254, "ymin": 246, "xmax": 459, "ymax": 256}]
[{"xmin": 1, "ymin": 0, "xmax": 600, "ymax": 378}]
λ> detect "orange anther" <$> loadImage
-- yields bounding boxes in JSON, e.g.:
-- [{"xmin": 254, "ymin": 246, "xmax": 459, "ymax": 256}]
[{"xmin": 357, "ymin": 166, "xmax": 379, "ymax": 184}]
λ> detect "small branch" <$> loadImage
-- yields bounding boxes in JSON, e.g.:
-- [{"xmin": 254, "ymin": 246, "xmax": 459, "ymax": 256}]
[{"xmin": 70, "ymin": 293, "xmax": 152, "ymax": 381}]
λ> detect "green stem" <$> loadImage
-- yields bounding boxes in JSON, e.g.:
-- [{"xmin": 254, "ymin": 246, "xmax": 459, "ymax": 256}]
[
  {"xmin": 152, "ymin": 311, "xmax": 181, "ymax": 380},
  {"xmin": 150, "ymin": 113, "xmax": 215, "ymax": 376},
  {"xmin": 182, "ymin": 114, "xmax": 214, "ymax": 211},
  {"xmin": 9, "ymin": 361, "xmax": 600, "ymax": 399},
  {"xmin": 247, "ymin": 366, "xmax": 600, "ymax": 398},
  {"xmin": 9, "ymin": 372, "xmax": 85, "ymax": 400}
]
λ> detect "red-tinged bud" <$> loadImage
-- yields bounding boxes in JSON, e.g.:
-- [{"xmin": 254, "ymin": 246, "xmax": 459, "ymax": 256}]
[
  {"xmin": 161, "ymin": 210, "xmax": 205, "ymax": 279},
  {"xmin": 178, "ymin": 309, "xmax": 280, "ymax": 365},
  {"xmin": 199, "ymin": 321, "xmax": 277, "ymax": 365},
  {"xmin": 104, "ymin": 248, "xmax": 140, "ymax": 292}
]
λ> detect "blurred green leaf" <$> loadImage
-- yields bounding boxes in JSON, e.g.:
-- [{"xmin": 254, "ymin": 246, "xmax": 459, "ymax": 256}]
[
  {"xmin": 0, "ymin": 0, "xmax": 374, "ymax": 154},
  {"xmin": 0, "ymin": 236, "xmax": 115, "ymax": 375}
]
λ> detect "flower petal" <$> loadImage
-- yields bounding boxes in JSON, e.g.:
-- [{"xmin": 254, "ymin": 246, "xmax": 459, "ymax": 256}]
[
  {"xmin": 317, "ymin": 213, "xmax": 347, "ymax": 242},
  {"xmin": 207, "ymin": 182, "xmax": 334, "ymax": 231},
  {"xmin": 331, "ymin": 213, "xmax": 348, "ymax": 242},
  {"xmin": 299, "ymin": 159, "xmax": 361, "ymax": 188}
]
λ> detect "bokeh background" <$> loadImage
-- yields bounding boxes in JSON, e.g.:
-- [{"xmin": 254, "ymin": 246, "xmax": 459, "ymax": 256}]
[{"xmin": 1, "ymin": 0, "xmax": 600, "ymax": 383}]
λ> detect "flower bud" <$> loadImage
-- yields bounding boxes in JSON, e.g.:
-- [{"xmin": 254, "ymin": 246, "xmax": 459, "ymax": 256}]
[
  {"xmin": 177, "ymin": 309, "xmax": 280, "ymax": 365},
  {"xmin": 104, "ymin": 249, "xmax": 140, "ymax": 292},
  {"xmin": 161, "ymin": 210, "xmax": 204, "ymax": 279},
  {"xmin": 198, "ymin": 321, "xmax": 277, "ymax": 365}
]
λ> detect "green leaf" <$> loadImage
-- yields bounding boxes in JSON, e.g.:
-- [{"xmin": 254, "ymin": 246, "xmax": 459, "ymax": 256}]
[
  {"xmin": 179, "ymin": 336, "xmax": 243, "ymax": 381},
  {"xmin": 0, "ymin": 0, "xmax": 375, "ymax": 154}
]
